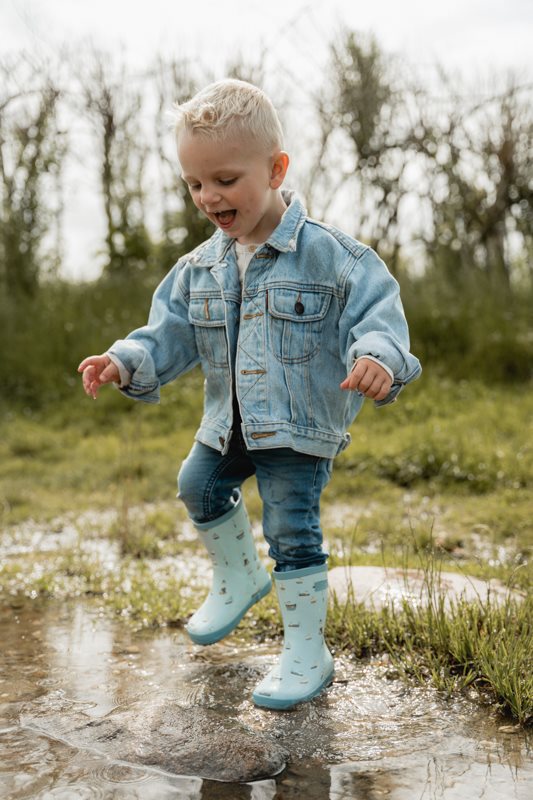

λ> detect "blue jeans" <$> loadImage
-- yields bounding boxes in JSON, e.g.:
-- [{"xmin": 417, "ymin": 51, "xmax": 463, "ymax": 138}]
[{"xmin": 177, "ymin": 433, "xmax": 333, "ymax": 571}]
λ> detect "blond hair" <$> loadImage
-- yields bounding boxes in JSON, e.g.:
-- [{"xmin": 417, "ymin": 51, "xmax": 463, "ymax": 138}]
[{"xmin": 173, "ymin": 79, "xmax": 284, "ymax": 152}]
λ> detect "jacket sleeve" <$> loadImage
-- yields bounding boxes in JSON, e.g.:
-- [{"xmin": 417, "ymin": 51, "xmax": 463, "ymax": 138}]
[
  {"xmin": 339, "ymin": 248, "xmax": 421, "ymax": 406},
  {"xmin": 107, "ymin": 260, "xmax": 199, "ymax": 403}
]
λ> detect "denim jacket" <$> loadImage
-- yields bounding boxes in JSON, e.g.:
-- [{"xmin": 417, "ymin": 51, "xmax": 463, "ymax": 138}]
[{"xmin": 108, "ymin": 191, "xmax": 421, "ymax": 458}]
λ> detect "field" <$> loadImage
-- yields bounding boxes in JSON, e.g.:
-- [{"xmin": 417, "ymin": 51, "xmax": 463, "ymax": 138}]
[
  {"xmin": 1, "ymin": 373, "xmax": 532, "ymax": 723},
  {"xmin": 1, "ymin": 373, "xmax": 531, "ymax": 574}
]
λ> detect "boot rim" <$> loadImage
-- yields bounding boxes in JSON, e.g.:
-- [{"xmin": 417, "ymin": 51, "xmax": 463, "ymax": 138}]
[
  {"xmin": 273, "ymin": 563, "xmax": 327, "ymax": 581},
  {"xmin": 191, "ymin": 489, "xmax": 243, "ymax": 530}
]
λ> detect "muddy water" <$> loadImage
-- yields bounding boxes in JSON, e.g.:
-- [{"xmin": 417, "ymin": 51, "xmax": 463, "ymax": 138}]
[{"xmin": 0, "ymin": 601, "xmax": 531, "ymax": 799}]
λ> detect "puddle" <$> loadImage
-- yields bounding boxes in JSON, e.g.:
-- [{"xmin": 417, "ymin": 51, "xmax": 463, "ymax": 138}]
[{"xmin": 0, "ymin": 601, "xmax": 531, "ymax": 798}]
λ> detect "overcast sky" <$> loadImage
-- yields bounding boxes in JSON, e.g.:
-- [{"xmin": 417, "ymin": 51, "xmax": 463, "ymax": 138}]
[
  {"xmin": 4, "ymin": 0, "xmax": 532, "ymax": 77},
  {"xmin": 2, "ymin": 0, "xmax": 532, "ymax": 279}
]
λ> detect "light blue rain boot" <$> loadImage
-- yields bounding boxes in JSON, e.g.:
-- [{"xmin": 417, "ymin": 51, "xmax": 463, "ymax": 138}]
[
  {"xmin": 252, "ymin": 564, "xmax": 334, "ymax": 710},
  {"xmin": 186, "ymin": 492, "xmax": 272, "ymax": 645}
]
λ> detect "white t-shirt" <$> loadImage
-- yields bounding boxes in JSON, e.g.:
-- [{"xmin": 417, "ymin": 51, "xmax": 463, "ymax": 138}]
[{"xmin": 234, "ymin": 241, "xmax": 260, "ymax": 284}]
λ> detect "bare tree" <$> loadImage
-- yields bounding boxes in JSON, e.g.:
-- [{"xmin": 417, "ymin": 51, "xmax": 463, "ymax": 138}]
[
  {"xmin": 80, "ymin": 49, "xmax": 153, "ymax": 279},
  {"xmin": 0, "ymin": 53, "xmax": 64, "ymax": 297},
  {"xmin": 303, "ymin": 30, "xmax": 412, "ymax": 273},
  {"xmin": 151, "ymin": 56, "xmax": 214, "ymax": 268},
  {"xmin": 411, "ymin": 72, "xmax": 533, "ymax": 290}
]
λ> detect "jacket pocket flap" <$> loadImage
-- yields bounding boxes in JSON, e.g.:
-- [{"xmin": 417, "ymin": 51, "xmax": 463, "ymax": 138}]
[
  {"xmin": 268, "ymin": 288, "xmax": 331, "ymax": 322},
  {"xmin": 189, "ymin": 297, "xmax": 226, "ymax": 327}
]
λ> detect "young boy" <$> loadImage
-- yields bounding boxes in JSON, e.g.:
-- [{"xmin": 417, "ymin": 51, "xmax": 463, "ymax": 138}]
[{"xmin": 78, "ymin": 79, "xmax": 421, "ymax": 710}]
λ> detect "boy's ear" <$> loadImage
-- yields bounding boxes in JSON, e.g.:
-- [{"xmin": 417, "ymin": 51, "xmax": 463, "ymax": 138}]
[{"xmin": 270, "ymin": 151, "xmax": 289, "ymax": 189}]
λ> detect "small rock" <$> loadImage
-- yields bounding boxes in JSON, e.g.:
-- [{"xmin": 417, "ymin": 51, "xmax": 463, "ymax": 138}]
[
  {"xmin": 22, "ymin": 701, "xmax": 288, "ymax": 783},
  {"xmin": 328, "ymin": 566, "xmax": 523, "ymax": 609},
  {"xmin": 115, "ymin": 645, "xmax": 140, "ymax": 655},
  {"xmin": 498, "ymin": 725, "xmax": 521, "ymax": 734}
]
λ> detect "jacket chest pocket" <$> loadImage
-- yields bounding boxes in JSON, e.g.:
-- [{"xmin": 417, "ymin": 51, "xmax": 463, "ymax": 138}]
[
  {"xmin": 189, "ymin": 296, "xmax": 229, "ymax": 368},
  {"xmin": 268, "ymin": 288, "xmax": 332, "ymax": 364}
]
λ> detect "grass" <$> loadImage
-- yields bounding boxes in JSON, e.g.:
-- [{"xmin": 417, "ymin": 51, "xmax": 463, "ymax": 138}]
[
  {"xmin": 328, "ymin": 591, "xmax": 533, "ymax": 725},
  {"xmin": 1, "ymin": 373, "xmax": 532, "ymax": 723},
  {"xmin": 1, "ymin": 373, "xmax": 532, "ymax": 543},
  {"xmin": 0, "ymin": 550, "xmax": 197, "ymax": 628}
]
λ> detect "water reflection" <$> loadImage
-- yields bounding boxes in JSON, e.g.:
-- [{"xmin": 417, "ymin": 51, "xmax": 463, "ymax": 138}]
[
  {"xmin": 44, "ymin": 604, "xmax": 117, "ymax": 716},
  {"xmin": 0, "ymin": 601, "xmax": 531, "ymax": 799},
  {"xmin": 330, "ymin": 755, "xmax": 530, "ymax": 800}
]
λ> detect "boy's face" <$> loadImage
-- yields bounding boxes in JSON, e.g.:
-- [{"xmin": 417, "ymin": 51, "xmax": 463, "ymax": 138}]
[{"xmin": 178, "ymin": 129, "xmax": 289, "ymax": 245}]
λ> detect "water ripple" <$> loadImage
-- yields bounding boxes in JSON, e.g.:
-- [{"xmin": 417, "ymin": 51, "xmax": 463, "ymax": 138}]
[
  {"xmin": 36, "ymin": 786, "xmax": 105, "ymax": 800},
  {"xmin": 98, "ymin": 762, "xmax": 152, "ymax": 784}
]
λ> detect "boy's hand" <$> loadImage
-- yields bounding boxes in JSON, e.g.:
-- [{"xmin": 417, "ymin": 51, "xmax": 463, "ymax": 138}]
[
  {"xmin": 340, "ymin": 358, "xmax": 393, "ymax": 401},
  {"xmin": 77, "ymin": 354, "xmax": 120, "ymax": 399}
]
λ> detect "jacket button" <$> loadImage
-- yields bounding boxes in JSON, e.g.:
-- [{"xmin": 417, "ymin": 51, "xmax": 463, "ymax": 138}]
[{"xmin": 294, "ymin": 301, "xmax": 305, "ymax": 315}]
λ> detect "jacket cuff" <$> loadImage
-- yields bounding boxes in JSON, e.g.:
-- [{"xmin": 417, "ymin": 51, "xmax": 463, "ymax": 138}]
[
  {"xmin": 106, "ymin": 352, "xmax": 131, "ymax": 388},
  {"xmin": 107, "ymin": 340, "xmax": 161, "ymax": 403}
]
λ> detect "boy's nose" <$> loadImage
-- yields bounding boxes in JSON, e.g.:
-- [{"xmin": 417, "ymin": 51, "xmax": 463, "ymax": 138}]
[{"xmin": 200, "ymin": 186, "xmax": 222, "ymax": 207}]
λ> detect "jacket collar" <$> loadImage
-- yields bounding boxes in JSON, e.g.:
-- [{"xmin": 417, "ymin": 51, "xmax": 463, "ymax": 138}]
[{"xmin": 190, "ymin": 189, "xmax": 307, "ymax": 267}]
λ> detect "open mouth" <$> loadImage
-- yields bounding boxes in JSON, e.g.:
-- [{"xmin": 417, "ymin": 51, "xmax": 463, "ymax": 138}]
[{"xmin": 215, "ymin": 210, "xmax": 237, "ymax": 228}]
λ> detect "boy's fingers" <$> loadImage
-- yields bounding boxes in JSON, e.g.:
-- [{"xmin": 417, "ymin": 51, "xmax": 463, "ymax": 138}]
[
  {"xmin": 78, "ymin": 357, "xmax": 98, "ymax": 372},
  {"xmin": 99, "ymin": 363, "xmax": 118, "ymax": 384},
  {"xmin": 81, "ymin": 365, "xmax": 101, "ymax": 396},
  {"xmin": 357, "ymin": 372, "xmax": 374, "ymax": 393},
  {"xmin": 340, "ymin": 361, "xmax": 365, "ymax": 391},
  {"xmin": 78, "ymin": 355, "xmax": 112, "ymax": 400},
  {"xmin": 81, "ymin": 364, "xmax": 94, "ymax": 384},
  {"xmin": 82, "ymin": 375, "xmax": 94, "ymax": 398},
  {"xmin": 77, "ymin": 354, "xmax": 109, "ymax": 373},
  {"xmin": 365, "ymin": 377, "xmax": 386, "ymax": 399},
  {"xmin": 350, "ymin": 361, "xmax": 367, "ymax": 379},
  {"xmin": 340, "ymin": 365, "xmax": 392, "ymax": 398},
  {"xmin": 340, "ymin": 373, "xmax": 362, "ymax": 392},
  {"xmin": 374, "ymin": 384, "xmax": 390, "ymax": 401},
  {"xmin": 351, "ymin": 363, "xmax": 371, "ymax": 389}
]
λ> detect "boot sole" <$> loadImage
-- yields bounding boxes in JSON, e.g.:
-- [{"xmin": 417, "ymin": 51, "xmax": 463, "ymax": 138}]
[
  {"xmin": 252, "ymin": 667, "xmax": 335, "ymax": 710},
  {"xmin": 186, "ymin": 579, "xmax": 272, "ymax": 646}
]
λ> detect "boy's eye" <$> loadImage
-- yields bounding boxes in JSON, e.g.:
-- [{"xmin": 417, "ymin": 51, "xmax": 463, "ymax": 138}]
[
  {"xmin": 189, "ymin": 183, "xmax": 201, "ymax": 191},
  {"xmin": 219, "ymin": 178, "xmax": 236, "ymax": 186}
]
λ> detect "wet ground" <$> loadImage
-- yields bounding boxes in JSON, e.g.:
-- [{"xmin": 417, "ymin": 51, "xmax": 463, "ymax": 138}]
[{"xmin": 0, "ymin": 600, "xmax": 531, "ymax": 799}]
